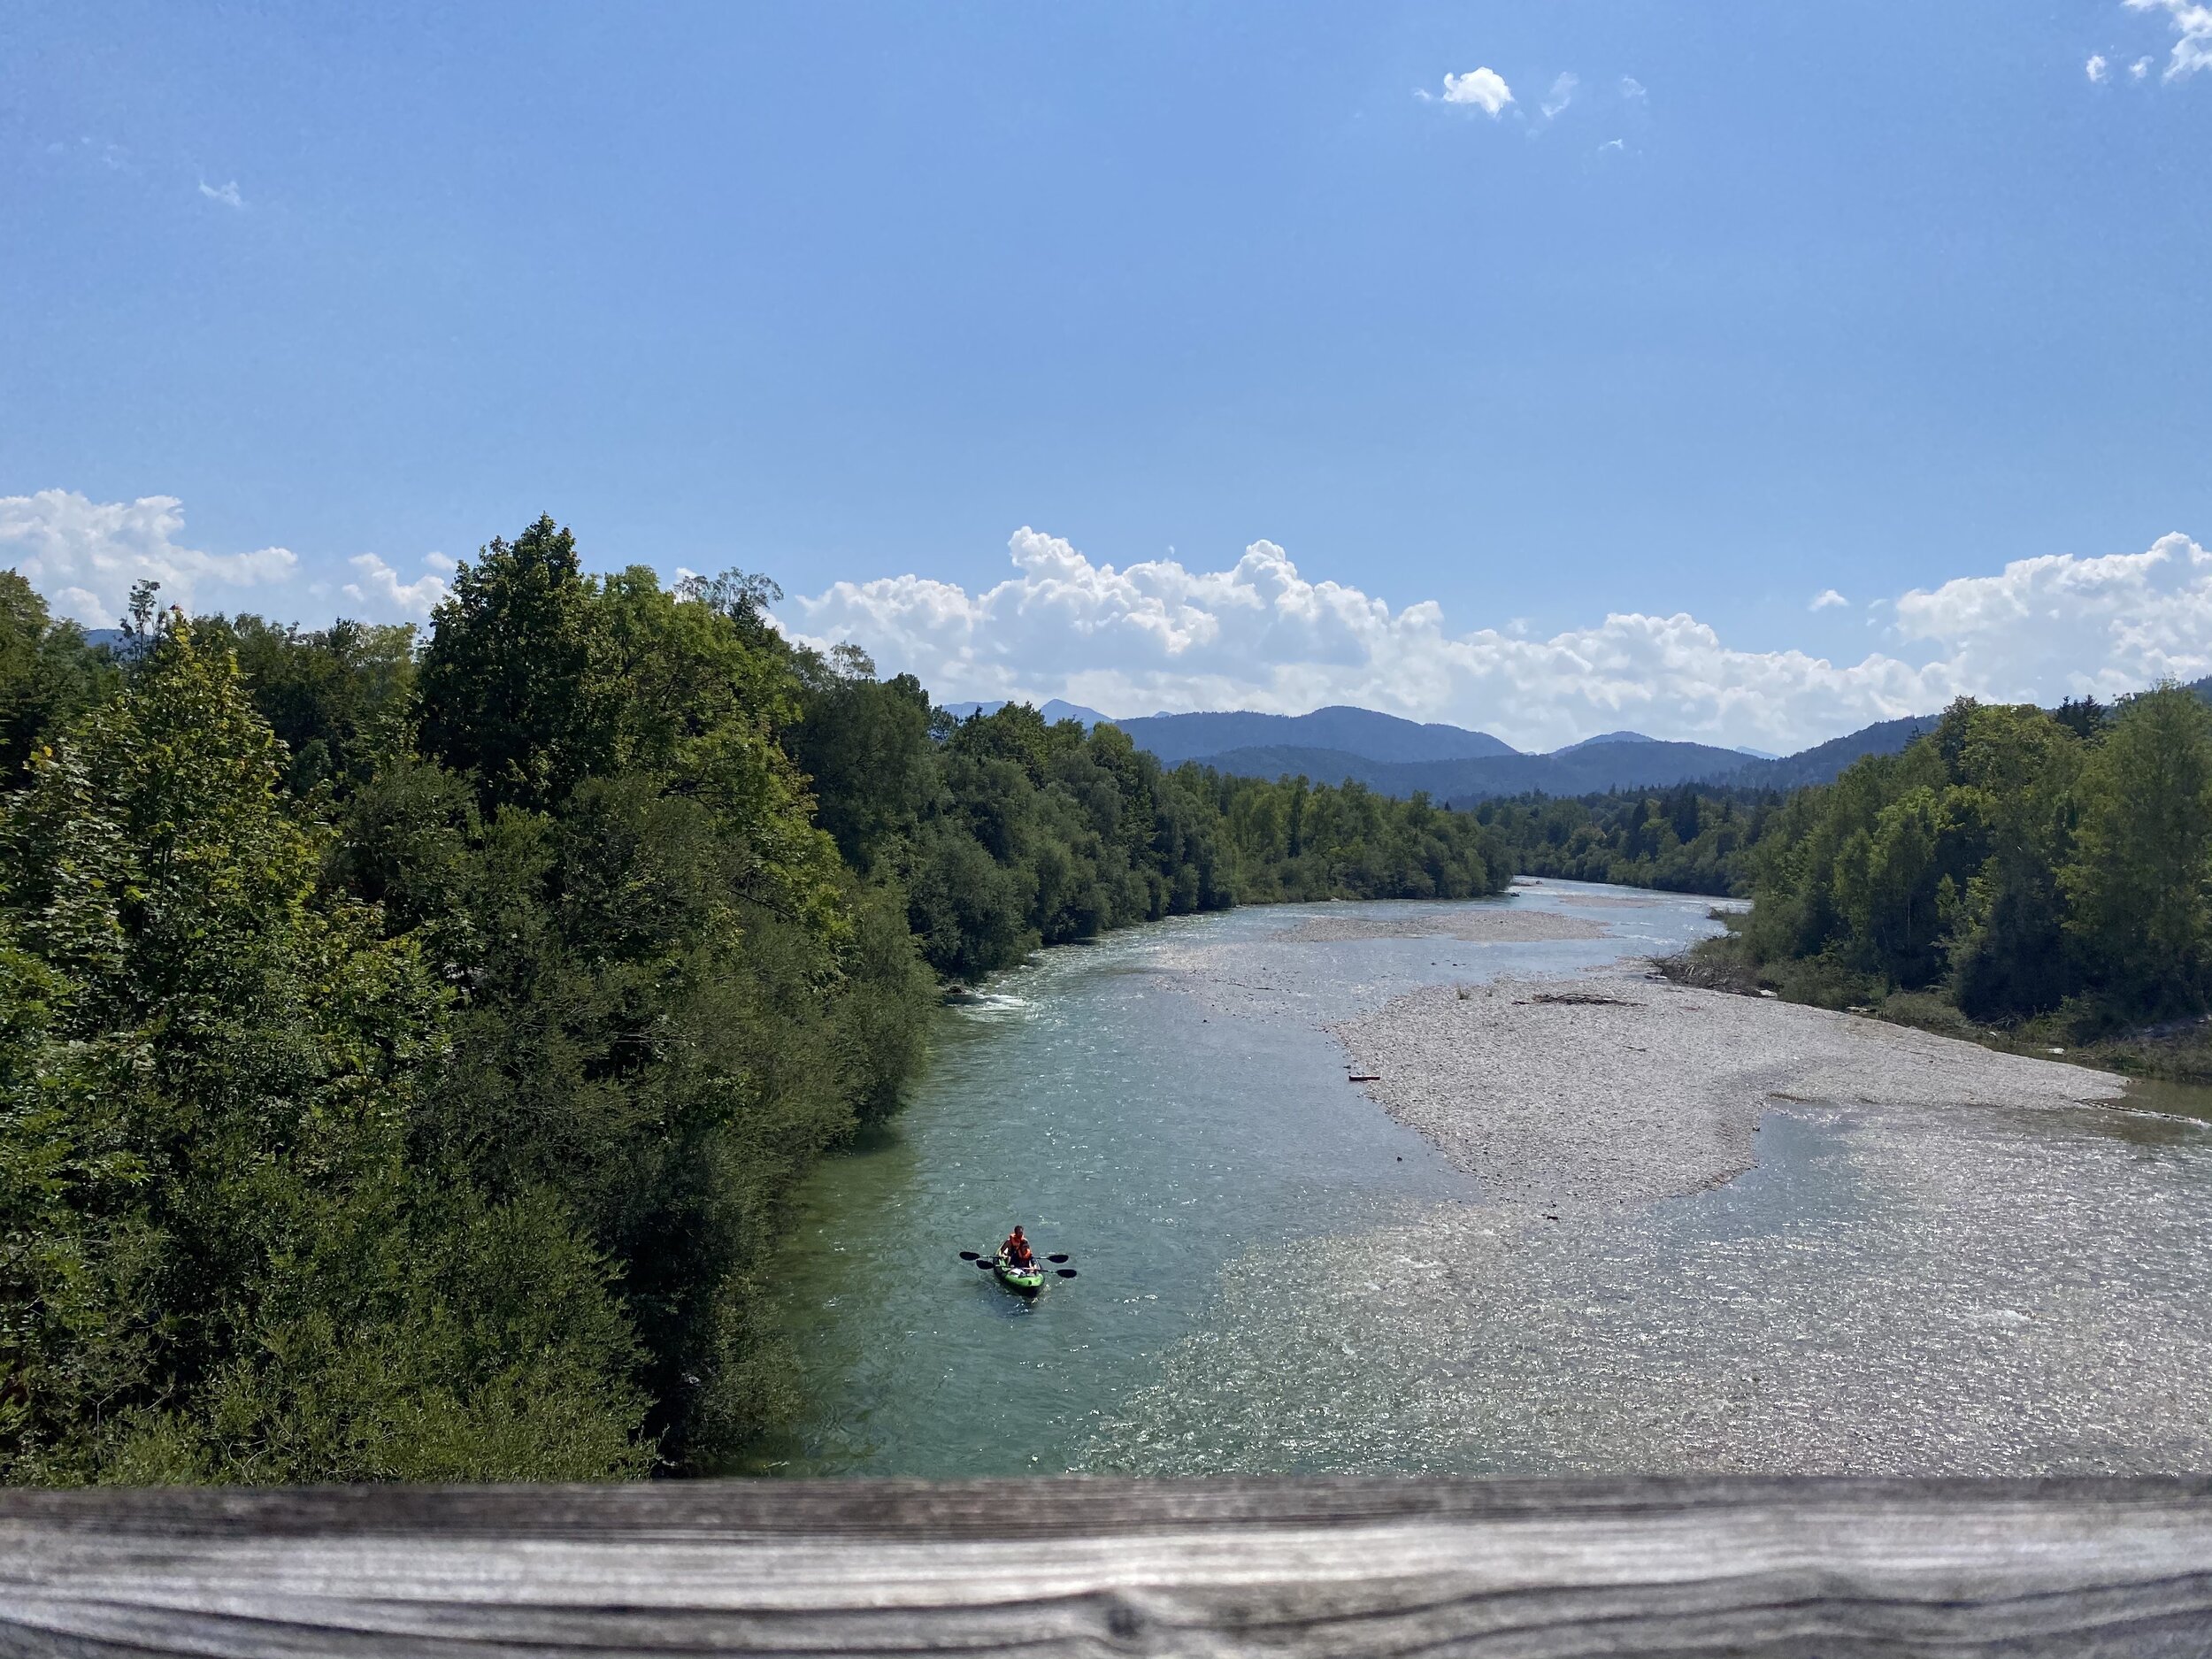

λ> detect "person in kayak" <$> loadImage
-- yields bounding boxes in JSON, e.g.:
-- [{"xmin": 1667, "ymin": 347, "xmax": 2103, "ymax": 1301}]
[{"xmin": 1000, "ymin": 1226, "xmax": 1035, "ymax": 1270}]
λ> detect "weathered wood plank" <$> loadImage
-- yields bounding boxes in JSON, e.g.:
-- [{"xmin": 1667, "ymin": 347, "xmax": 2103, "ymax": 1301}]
[{"xmin": 4, "ymin": 1477, "xmax": 2211, "ymax": 1657}]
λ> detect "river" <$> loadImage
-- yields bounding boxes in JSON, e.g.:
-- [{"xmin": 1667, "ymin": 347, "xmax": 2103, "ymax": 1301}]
[{"xmin": 740, "ymin": 880, "xmax": 2212, "ymax": 1477}]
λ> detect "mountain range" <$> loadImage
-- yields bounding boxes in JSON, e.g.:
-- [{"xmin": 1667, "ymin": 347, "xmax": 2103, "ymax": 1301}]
[{"xmin": 943, "ymin": 699, "xmax": 1941, "ymax": 800}]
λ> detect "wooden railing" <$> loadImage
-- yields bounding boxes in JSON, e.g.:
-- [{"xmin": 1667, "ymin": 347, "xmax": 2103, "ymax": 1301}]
[{"xmin": 5, "ymin": 1476, "xmax": 2212, "ymax": 1655}]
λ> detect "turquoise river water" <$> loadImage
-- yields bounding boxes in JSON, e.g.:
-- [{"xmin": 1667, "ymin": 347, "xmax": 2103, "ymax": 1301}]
[{"xmin": 739, "ymin": 881, "xmax": 2212, "ymax": 1477}]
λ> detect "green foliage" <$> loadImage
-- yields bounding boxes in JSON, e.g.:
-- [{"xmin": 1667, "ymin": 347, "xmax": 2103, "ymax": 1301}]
[
  {"xmin": 2059, "ymin": 686, "xmax": 2212, "ymax": 1015},
  {"xmin": 1209, "ymin": 773, "xmax": 1507, "ymax": 906},
  {"xmin": 792, "ymin": 687, "xmax": 1509, "ymax": 983},
  {"xmin": 0, "ymin": 572, "xmax": 118, "ymax": 779},
  {"xmin": 417, "ymin": 517, "xmax": 618, "ymax": 811},
  {"xmin": 186, "ymin": 614, "xmax": 418, "ymax": 797},
  {"xmin": 0, "ymin": 620, "xmax": 649, "ymax": 1484},
  {"xmin": 1477, "ymin": 784, "xmax": 1770, "ymax": 896},
  {"xmin": 342, "ymin": 534, "xmax": 910, "ymax": 1466},
  {"xmin": 0, "ymin": 516, "xmax": 1509, "ymax": 1485},
  {"xmin": 1734, "ymin": 687, "xmax": 2212, "ymax": 1031}
]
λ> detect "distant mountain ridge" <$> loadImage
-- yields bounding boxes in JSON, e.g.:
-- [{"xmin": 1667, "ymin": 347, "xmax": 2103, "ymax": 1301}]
[
  {"xmin": 1724, "ymin": 713, "xmax": 1941, "ymax": 792},
  {"xmin": 934, "ymin": 694, "xmax": 1945, "ymax": 799},
  {"xmin": 1106, "ymin": 705, "xmax": 1516, "ymax": 766},
  {"xmin": 1554, "ymin": 729, "xmax": 1655, "ymax": 752},
  {"xmin": 1180, "ymin": 738, "xmax": 1784, "ymax": 803},
  {"xmin": 1126, "ymin": 715, "xmax": 1941, "ymax": 800}
]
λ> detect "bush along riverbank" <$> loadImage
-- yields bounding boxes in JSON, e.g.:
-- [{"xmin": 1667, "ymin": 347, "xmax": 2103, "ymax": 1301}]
[
  {"xmin": 0, "ymin": 519, "xmax": 1511, "ymax": 1486},
  {"xmin": 1659, "ymin": 688, "xmax": 2212, "ymax": 1083}
]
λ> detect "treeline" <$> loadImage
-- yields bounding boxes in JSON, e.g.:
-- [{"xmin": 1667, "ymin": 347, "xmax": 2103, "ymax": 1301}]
[
  {"xmin": 1474, "ymin": 785, "xmax": 1777, "ymax": 896},
  {"xmin": 1471, "ymin": 691, "xmax": 2208, "ymax": 1039},
  {"xmin": 0, "ymin": 517, "xmax": 1507, "ymax": 1486},
  {"xmin": 1730, "ymin": 689, "xmax": 2208, "ymax": 1031}
]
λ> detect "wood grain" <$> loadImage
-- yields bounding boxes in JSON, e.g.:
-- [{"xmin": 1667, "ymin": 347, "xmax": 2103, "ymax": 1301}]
[{"xmin": 4, "ymin": 1477, "xmax": 2211, "ymax": 1657}]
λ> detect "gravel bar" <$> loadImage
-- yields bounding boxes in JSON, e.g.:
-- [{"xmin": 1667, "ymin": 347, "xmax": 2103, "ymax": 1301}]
[
  {"xmin": 1274, "ymin": 910, "xmax": 1608, "ymax": 946},
  {"xmin": 1329, "ymin": 972, "xmax": 2124, "ymax": 1209}
]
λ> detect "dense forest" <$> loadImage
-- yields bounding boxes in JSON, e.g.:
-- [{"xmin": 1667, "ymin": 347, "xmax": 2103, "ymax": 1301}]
[
  {"xmin": 1479, "ymin": 691, "xmax": 2211, "ymax": 1047},
  {"xmin": 0, "ymin": 518, "xmax": 1509, "ymax": 1486},
  {"xmin": 1717, "ymin": 689, "xmax": 2208, "ymax": 1037},
  {"xmin": 1475, "ymin": 785, "xmax": 1775, "ymax": 896}
]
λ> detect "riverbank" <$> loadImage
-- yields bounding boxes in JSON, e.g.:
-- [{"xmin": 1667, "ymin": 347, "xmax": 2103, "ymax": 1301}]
[
  {"xmin": 1660, "ymin": 918, "xmax": 2212, "ymax": 1087},
  {"xmin": 1328, "ymin": 970, "xmax": 2127, "ymax": 1209}
]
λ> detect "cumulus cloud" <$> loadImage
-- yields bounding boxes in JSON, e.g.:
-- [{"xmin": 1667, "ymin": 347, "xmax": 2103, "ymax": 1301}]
[
  {"xmin": 1891, "ymin": 532, "xmax": 2212, "ymax": 701},
  {"xmin": 783, "ymin": 526, "xmax": 2212, "ymax": 754},
  {"xmin": 2087, "ymin": 52, "xmax": 2112, "ymax": 81},
  {"xmin": 1439, "ymin": 68, "xmax": 1514, "ymax": 115},
  {"xmin": 1541, "ymin": 72, "xmax": 1579, "ymax": 118},
  {"xmin": 1620, "ymin": 76, "xmax": 1647, "ymax": 101},
  {"xmin": 2133, "ymin": 54, "xmax": 2155, "ymax": 75},
  {"xmin": 344, "ymin": 552, "xmax": 454, "ymax": 618},
  {"xmin": 0, "ymin": 491, "xmax": 296, "ymax": 626},
  {"xmin": 197, "ymin": 178, "xmax": 243, "ymax": 208},
  {"xmin": 2127, "ymin": 0, "xmax": 2212, "ymax": 78},
  {"xmin": 1811, "ymin": 589, "xmax": 1848, "ymax": 611}
]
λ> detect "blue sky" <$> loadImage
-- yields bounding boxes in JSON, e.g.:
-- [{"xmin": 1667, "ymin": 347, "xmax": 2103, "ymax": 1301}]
[{"xmin": 4, "ymin": 2, "xmax": 2209, "ymax": 749}]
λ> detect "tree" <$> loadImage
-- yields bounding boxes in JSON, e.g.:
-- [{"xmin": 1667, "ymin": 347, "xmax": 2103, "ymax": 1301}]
[
  {"xmin": 0, "ymin": 621, "xmax": 649, "ymax": 1483},
  {"xmin": 0, "ymin": 572, "xmax": 117, "ymax": 779},
  {"xmin": 1945, "ymin": 703, "xmax": 2080, "ymax": 1019},
  {"xmin": 2061, "ymin": 685, "xmax": 2212, "ymax": 1014},
  {"xmin": 192, "ymin": 614, "xmax": 419, "ymax": 798},
  {"xmin": 418, "ymin": 516, "xmax": 618, "ymax": 811}
]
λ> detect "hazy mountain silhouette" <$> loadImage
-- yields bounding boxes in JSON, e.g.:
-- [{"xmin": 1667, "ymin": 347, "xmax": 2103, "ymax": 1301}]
[
  {"xmin": 1106, "ymin": 705, "xmax": 1516, "ymax": 766},
  {"xmin": 932, "ymin": 695, "xmax": 1944, "ymax": 800},
  {"xmin": 1177, "ymin": 738, "xmax": 1769, "ymax": 802}
]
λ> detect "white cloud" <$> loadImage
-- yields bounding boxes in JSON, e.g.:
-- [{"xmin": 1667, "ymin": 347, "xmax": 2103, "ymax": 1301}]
[
  {"xmin": 1439, "ymin": 68, "xmax": 1514, "ymax": 116},
  {"xmin": 2126, "ymin": 0, "xmax": 2212, "ymax": 78},
  {"xmin": 1541, "ymin": 72, "xmax": 1579, "ymax": 118},
  {"xmin": 1811, "ymin": 589, "xmax": 1848, "ymax": 611},
  {"xmin": 1597, "ymin": 138, "xmax": 1626, "ymax": 155},
  {"xmin": 1890, "ymin": 532, "xmax": 2212, "ymax": 701},
  {"xmin": 2133, "ymin": 55, "xmax": 2155, "ymax": 75},
  {"xmin": 1620, "ymin": 76, "xmax": 1647, "ymax": 102},
  {"xmin": 2087, "ymin": 52, "xmax": 2112, "ymax": 81},
  {"xmin": 343, "ymin": 552, "xmax": 454, "ymax": 618},
  {"xmin": 197, "ymin": 178, "xmax": 243, "ymax": 208},
  {"xmin": 783, "ymin": 526, "xmax": 2212, "ymax": 753},
  {"xmin": 0, "ymin": 491, "xmax": 296, "ymax": 626}
]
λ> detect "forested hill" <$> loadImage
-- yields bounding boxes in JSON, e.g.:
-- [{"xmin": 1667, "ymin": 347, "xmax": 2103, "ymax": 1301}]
[
  {"xmin": 1160, "ymin": 735, "xmax": 1791, "ymax": 802},
  {"xmin": 0, "ymin": 521, "xmax": 1509, "ymax": 1488},
  {"xmin": 1094, "ymin": 714, "xmax": 1939, "ymax": 801},
  {"xmin": 1726, "ymin": 714, "xmax": 1941, "ymax": 792},
  {"xmin": 1106, "ymin": 705, "xmax": 1514, "ymax": 766}
]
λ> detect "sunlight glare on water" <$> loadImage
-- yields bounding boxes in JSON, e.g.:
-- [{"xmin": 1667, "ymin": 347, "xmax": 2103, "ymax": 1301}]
[
  {"xmin": 739, "ymin": 881, "xmax": 2212, "ymax": 1477},
  {"xmin": 737, "ymin": 883, "xmax": 1723, "ymax": 1475}
]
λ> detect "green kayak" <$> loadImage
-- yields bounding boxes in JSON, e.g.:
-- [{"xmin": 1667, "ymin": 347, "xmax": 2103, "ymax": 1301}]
[{"xmin": 994, "ymin": 1255, "xmax": 1046, "ymax": 1294}]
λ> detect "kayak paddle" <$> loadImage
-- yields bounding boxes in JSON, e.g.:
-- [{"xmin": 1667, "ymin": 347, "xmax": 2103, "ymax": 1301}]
[
  {"xmin": 1046, "ymin": 1253, "xmax": 1070, "ymax": 1263},
  {"xmin": 1056, "ymin": 1268, "xmax": 1078, "ymax": 1279},
  {"xmin": 957, "ymin": 1251, "xmax": 980, "ymax": 1261}
]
